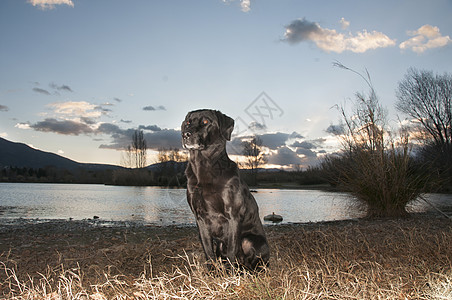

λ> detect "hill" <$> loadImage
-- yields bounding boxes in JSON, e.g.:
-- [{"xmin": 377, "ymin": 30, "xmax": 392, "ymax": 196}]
[{"xmin": 0, "ymin": 137, "xmax": 120, "ymax": 171}]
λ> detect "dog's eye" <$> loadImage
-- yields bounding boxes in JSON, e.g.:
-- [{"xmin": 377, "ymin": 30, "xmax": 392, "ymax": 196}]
[
  {"xmin": 186, "ymin": 121, "xmax": 190, "ymax": 125},
  {"xmin": 203, "ymin": 119, "xmax": 209, "ymax": 125}
]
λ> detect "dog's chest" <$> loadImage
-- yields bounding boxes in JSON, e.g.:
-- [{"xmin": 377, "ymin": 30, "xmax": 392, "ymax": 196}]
[{"xmin": 190, "ymin": 189, "xmax": 232, "ymax": 221}]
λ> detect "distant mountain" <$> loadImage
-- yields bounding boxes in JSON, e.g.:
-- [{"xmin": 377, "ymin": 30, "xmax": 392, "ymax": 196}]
[{"xmin": 0, "ymin": 137, "xmax": 121, "ymax": 171}]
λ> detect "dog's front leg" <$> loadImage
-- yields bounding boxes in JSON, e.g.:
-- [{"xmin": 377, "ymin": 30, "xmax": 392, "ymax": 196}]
[
  {"xmin": 197, "ymin": 219, "xmax": 215, "ymax": 260},
  {"xmin": 225, "ymin": 218, "xmax": 241, "ymax": 264}
]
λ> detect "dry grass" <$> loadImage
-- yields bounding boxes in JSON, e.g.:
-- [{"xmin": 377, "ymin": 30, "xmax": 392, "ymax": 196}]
[{"xmin": 1, "ymin": 215, "xmax": 451, "ymax": 299}]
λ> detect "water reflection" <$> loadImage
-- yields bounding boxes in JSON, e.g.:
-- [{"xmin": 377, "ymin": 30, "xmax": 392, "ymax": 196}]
[
  {"xmin": 0, "ymin": 183, "xmax": 450, "ymax": 225},
  {"xmin": 255, "ymin": 189, "xmax": 366, "ymax": 223}
]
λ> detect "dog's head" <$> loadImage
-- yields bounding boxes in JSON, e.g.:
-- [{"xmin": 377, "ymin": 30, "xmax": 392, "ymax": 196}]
[{"xmin": 181, "ymin": 109, "xmax": 234, "ymax": 150}]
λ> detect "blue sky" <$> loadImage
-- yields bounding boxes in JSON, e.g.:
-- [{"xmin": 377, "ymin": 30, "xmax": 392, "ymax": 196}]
[{"xmin": 1, "ymin": 0, "xmax": 451, "ymax": 168}]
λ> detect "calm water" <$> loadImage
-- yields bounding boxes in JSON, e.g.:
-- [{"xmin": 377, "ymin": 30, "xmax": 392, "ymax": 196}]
[{"xmin": 0, "ymin": 183, "xmax": 451, "ymax": 225}]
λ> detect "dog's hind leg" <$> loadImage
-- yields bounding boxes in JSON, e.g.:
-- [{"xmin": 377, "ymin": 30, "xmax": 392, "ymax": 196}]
[{"xmin": 240, "ymin": 234, "xmax": 270, "ymax": 270}]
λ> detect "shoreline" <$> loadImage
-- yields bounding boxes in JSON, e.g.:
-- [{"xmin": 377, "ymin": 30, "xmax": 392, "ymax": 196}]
[{"xmin": 0, "ymin": 209, "xmax": 447, "ymax": 228}]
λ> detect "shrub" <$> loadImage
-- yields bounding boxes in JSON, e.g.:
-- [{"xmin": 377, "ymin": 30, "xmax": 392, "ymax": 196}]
[{"xmin": 323, "ymin": 63, "xmax": 430, "ymax": 218}]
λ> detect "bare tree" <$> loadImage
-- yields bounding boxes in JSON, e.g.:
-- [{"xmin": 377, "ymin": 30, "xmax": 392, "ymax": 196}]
[
  {"xmin": 121, "ymin": 130, "xmax": 147, "ymax": 169},
  {"xmin": 242, "ymin": 136, "xmax": 267, "ymax": 185},
  {"xmin": 396, "ymin": 68, "xmax": 452, "ymax": 148},
  {"xmin": 120, "ymin": 145, "xmax": 133, "ymax": 168},
  {"xmin": 132, "ymin": 130, "xmax": 147, "ymax": 168}
]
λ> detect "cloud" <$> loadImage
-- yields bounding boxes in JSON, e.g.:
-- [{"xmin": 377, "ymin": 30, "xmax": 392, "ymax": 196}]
[
  {"xmin": 97, "ymin": 123, "xmax": 122, "ymax": 135},
  {"xmin": 291, "ymin": 141, "xmax": 317, "ymax": 149},
  {"xmin": 30, "ymin": 118, "xmax": 93, "ymax": 135},
  {"xmin": 145, "ymin": 129, "xmax": 182, "ymax": 149},
  {"xmin": 114, "ymin": 98, "xmax": 122, "ymax": 103},
  {"xmin": 28, "ymin": 0, "xmax": 74, "ymax": 10},
  {"xmin": 268, "ymin": 147, "xmax": 302, "ymax": 166},
  {"xmin": 288, "ymin": 138, "xmax": 329, "ymax": 165},
  {"xmin": 120, "ymin": 119, "xmax": 132, "ymax": 124},
  {"xmin": 99, "ymin": 125, "xmax": 182, "ymax": 150},
  {"xmin": 32, "ymin": 82, "xmax": 73, "ymax": 95},
  {"xmin": 258, "ymin": 132, "xmax": 291, "ymax": 149},
  {"xmin": 80, "ymin": 117, "xmax": 97, "ymax": 125},
  {"xmin": 231, "ymin": 131, "xmax": 303, "ymax": 151},
  {"xmin": 283, "ymin": 18, "xmax": 396, "ymax": 53},
  {"xmin": 240, "ymin": 0, "xmax": 250, "ymax": 12},
  {"xmin": 96, "ymin": 122, "xmax": 180, "ymax": 150},
  {"xmin": 289, "ymin": 131, "xmax": 304, "ymax": 139},
  {"xmin": 296, "ymin": 148, "xmax": 317, "ymax": 158},
  {"xmin": 33, "ymin": 87, "xmax": 51, "ymax": 95},
  {"xmin": 49, "ymin": 101, "xmax": 103, "ymax": 119},
  {"xmin": 326, "ymin": 124, "xmax": 345, "ymax": 136},
  {"xmin": 21, "ymin": 97, "xmax": 179, "ymax": 149},
  {"xmin": 223, "ymin": 0, "xmax": 251, "ymax": 12},
  {"xmin": 138, "ymin": 125, "xmax": 162, "ymax": 131},
  {"xmin": 94, "ymin": 106, "xmax": 113, "ymax": 114},
  {"xmin": 15, "ymin": 123, "xmax": 31, "ymax": 130},
  {"xmin": 227, "ymin": 137, "xmax": 246, "ymax": 155},
  {"xmin": 226, "ymin": 128, "xmax": 329, "ymax": 167},
  {"xmin": 143, "ymin": 105, "xmax": 166, "ymax": 111},
  {"xmin": 0, "ymin": 105, "xmax": 9, "ymax": 112},
  {"xmin": 24, "ymin": 101, "xmax": 114, "ymax": 135},
  {"xmin": 400, "ymin": 24, "xmax": 451, "ymax": 53},
  {"xmin": 49, "ymin": 82, "xmax": 73, "ymax": 92},
  {"xmin": 339, "ymin": 17, "xmax": 350, "ymax": 30},
  {"xmin": 248, "ymin": 121, "xmax": 267, "ymax": 132}
]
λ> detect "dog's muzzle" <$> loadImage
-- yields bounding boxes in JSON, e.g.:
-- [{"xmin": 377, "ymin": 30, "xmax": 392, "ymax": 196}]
[{"xmin": 182, "ymin": 131, "xmax": 204, "ymax": 150}]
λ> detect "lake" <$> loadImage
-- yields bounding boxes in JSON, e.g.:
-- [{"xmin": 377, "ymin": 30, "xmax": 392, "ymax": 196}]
[{"xmin": 0, "ymin": 183, "xmax": 451, "ymax": 225}]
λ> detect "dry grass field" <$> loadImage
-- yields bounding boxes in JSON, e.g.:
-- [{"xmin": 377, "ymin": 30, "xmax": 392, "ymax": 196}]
[{"xmin": 1, "ymin": 214, "xmax": 451, "ymax": 299}]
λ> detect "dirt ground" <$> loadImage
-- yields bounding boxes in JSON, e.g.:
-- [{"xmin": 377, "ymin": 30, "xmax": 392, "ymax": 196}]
[{"xmin": 0, "ymin": 214, "xmax": 451, "ymax": 298}]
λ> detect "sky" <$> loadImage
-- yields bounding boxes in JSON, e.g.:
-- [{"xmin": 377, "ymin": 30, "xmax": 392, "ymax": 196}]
[{"xmin": 1, "ymin": 0, "xmax": 451, "ymax": 169}]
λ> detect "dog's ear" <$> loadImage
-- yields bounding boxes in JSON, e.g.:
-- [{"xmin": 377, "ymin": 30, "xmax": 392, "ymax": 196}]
[{"xmin": 215, "ymin": 111, "xmax": 234, "ymax": 141}]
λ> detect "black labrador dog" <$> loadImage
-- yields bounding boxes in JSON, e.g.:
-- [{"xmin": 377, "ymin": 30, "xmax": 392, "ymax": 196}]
[{"xmin": 181, "ymin": 109, "xmax": 270, "ymax": 270}]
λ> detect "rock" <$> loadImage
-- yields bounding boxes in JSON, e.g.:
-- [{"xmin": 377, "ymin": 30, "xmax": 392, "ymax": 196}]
[
  {"xmin": 264, "ymin": 212, "xmax": 283, "ymax": 223},
  {"xmin": 93, "ymin": 216, "xmax": 100, "ymax": 219}
]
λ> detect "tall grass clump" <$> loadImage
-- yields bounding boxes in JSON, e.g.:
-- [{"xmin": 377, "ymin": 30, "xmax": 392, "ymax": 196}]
[{"xmin": 322, "ymin": 63, "xmax": 430, "ymax": 218}]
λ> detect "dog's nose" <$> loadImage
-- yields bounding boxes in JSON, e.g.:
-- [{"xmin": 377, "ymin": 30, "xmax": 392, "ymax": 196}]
[{"xmin": 184, "ymin": 132, "xmax": 191, "ymax": 138}]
